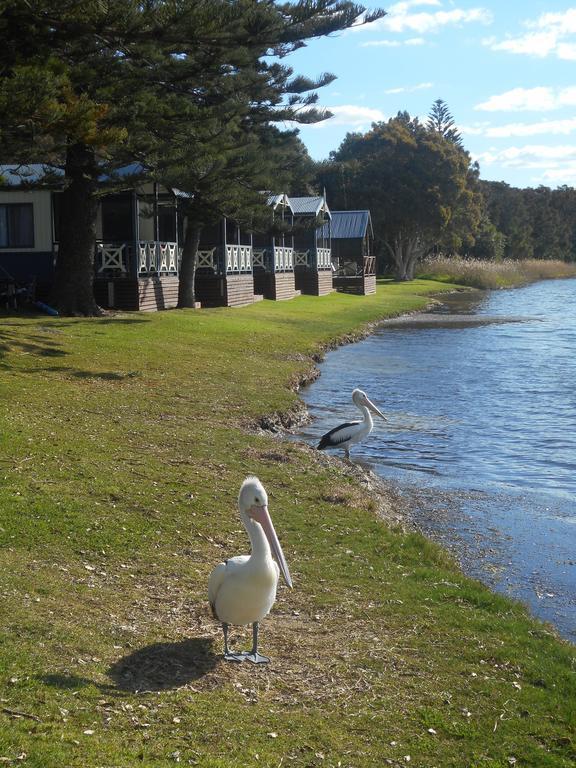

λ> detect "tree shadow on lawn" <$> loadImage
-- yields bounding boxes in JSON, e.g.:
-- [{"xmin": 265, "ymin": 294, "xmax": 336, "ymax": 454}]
[
  {"xmin": 40, "ymin": 637, "xmax": 219, "ymax": 694},
  {"xmin": 20, "ymin": 365, "xmax": 140, "ymax": 380},
  {"xmin": 0, "ymin": 327, "xmax": 69, "ymax": 366}
]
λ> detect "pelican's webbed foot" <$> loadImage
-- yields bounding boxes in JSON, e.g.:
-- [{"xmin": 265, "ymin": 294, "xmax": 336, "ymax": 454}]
[
  {"xmin": 242, "ymin": 651, "xmax": 270, "ymax": 664},
  {"xmin": 223, "ymin": 651, "xmax": 246, "ymax": 663},
  {"xmin": 222, "ymin": 623, "xmax": 245, "ymax": 663},
  {"xmin": 221, "ymin": 622, "xmax": 271, "ymax": 664}
]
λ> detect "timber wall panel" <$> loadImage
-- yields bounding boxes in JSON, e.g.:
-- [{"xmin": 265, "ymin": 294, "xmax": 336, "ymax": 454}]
[
  {"xmin": 272, "ymin": 272, "xmax": 297, "ymax": 300},
  {"xmin": 138, "ymin": 276, "xmax": 179, "ymax": 311},
  {"xmin": 94, "ymin": 276, "xmax": 179, "ymax": 311},
  {"xmin": 94, "ymin": 279, "xmax": 139, "ymax": 310},
  {"xmin": 195, "ymin": 274, "xmax": 225, "ymax": 307},
  {"xmin": 364, "ymin": 274, "xmax": 376, "ymax": 294},
  {"xmin": 225, "ymin": 274, "xmax": 255, "ymax": 307},
  {"xmin": 333, "ymin": 274, "xmax": 376, "ymax": 295},
  {"xmin": 253, "ymin": 271, "xmax": 296, "ymax": 301},
  {"xmin": 295, "ymin": 268, "xmax": 333, "ymax": 296},
  {"xmin": 196, "ymin": 273, "xmax": 255, "ymax": 307}
]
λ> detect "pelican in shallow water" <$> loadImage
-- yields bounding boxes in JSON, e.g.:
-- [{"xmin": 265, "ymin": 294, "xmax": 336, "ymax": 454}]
[
  {"xmin": 208, "ymin": 477, "xmax": 293, "ymax": 663},
  {"xmin": 317, "ymin": 388, "xmax": 386, "ymax": 460}
]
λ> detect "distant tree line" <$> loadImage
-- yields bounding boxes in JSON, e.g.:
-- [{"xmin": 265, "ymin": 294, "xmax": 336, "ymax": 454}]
[{"xmin": 478, "ymin": 181, "xmax": 576, "ymax": 263}]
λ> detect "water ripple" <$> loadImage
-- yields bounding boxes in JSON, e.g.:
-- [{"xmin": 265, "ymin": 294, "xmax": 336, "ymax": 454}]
[{"xmin": 299, "ymin": 279, "xmax": 576, "ymax": 640}]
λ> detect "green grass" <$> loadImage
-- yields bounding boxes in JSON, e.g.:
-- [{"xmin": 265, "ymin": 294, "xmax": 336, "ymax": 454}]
[
  {"xmin": 417, "ymin": 256, "xmax": 576, "ymax": 289},
  {"xmin": 1, "ymin": 280, "xmax": 575, "ymax": 767}
]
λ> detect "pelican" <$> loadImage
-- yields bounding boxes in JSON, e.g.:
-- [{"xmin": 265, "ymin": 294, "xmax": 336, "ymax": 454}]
[
  {"xmin": 317, "ymin": 388, "xmax": 386, "ymax": 459},
  {"xmin": 208, "ymin": 477, "xmax": 293, "ymax": 663}
]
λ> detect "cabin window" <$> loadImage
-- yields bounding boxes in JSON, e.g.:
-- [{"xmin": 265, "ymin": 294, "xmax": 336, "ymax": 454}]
[
  {"xmin": 158, "ymin": 205, "xmax": 176, "ymax": 242},
  {"xmin": 0, "ymin": 203, "xmax": 34, "ymax": 248},
  {"xmin": 101, "ymin": 193, "xmax": 134, "ymax": 242}
]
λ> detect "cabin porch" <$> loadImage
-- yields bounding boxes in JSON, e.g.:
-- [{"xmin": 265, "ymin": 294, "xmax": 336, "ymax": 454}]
[
  {"xmin": 251, "ymin": 194, "xmax": 299, "ymax": 301},
  {"xmin": 252, "ymin": 246, "xmax": 299, "ymax": 301},
  {"xmin": 93, "ymin": 240, "xmax": 179, "ymax": 311},
  {"xmin": 195, "ymin": 247, "xmax": 256, "ymax": 307},
  {"xmin": 294, "ymin": 247, "xmax": 333, "ymax": 296},
  {"xmin": 332, "ymin": 255, "xmax": 376, "ymax": 295}
]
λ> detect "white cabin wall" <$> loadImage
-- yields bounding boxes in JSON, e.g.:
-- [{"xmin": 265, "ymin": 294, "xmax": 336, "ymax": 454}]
[{"xmin": 0, "ymin": 189, "xmax": 52, "ymax": 252}]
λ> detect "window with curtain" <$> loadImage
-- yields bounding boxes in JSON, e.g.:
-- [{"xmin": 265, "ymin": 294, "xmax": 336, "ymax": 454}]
[{"xmin": 0, "ymin": 204, "xmax": 34, "ymax": 247}]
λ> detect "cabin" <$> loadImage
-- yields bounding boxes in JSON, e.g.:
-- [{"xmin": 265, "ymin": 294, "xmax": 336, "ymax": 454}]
[
  {"xmin": 0, "ymin": 169, "xmax": 55, "ymax": 304},
  {"xmin": 251, "ymin": 194, "xmax": 298, "ymax": 301},
  {"xmin": 194, "ymin": 217, "xmax": 257, "ymax": 308},
  {"xmin": 289, "ymin": 195, "xmax": 333, "ymax": 296},
  {"xmin": 327, "ymin": 210, "xmax": 376, "ymax": 295},
  {"xmin": 0, "ymin": 165, "xmax": 181, "ymax": 311},
  {"xmin": 91, "ymin": 183, "xmax": 180, "ymax": 311}
]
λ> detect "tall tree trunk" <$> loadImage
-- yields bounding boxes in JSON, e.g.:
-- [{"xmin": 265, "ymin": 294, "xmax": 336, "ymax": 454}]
[
  {"xmin": 177, "ymin": 217, "xmax": 203, "ymax": 308},
  {"xmin": 51, "ymin": 143, "xmax": 101, "ymax": 316},
  {"xmin": 385, "ymin": 238, "xmax": 410, "ymax": 280}
]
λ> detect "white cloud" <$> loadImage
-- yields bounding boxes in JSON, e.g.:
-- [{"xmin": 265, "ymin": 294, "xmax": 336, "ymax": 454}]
[
  {"xmin": 355, "ymin": 1, "xmax": 492, "ymax": 36},
  {"xmin": 461, "ymin": 117, "xmax": 576, "ymax": 138},
  {"xmin": 540, "ymin": 164, "xmax": 576, "ymax": 183},
  {"xmin": 363, "ymin": 39, "xmax": 402, "ymax": 47},
  {"xmin": 311, "ymin": 105, "xmax": 386, "ymax": 129},
  {"xmin": 473, "ymin": 143, "xmax": 576, "ymax": 186},
  {"xmin": 486, "ymin": 9, "xmax": 576, "ymax": 60},
  {"xmin": 475, "ymin": 86, "xmax": 576, "ymax": 112},
  {"xmin": 385, "ymin": 81, "xmax": 434, "ymax": 94},
  {"xmin": 362, "ymin": 36, "xmax": 426, "ymax": 47},
  {"xmin": 374, "ymin": 3, "xmax": 492, "ymax": 35},
  {"xmin": 476, "ymin": 144, "xmax": 576, "ymax": 165}
]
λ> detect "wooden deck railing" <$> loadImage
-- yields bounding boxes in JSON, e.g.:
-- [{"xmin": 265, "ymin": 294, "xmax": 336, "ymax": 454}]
[
  {"xmin": 334, "ymin": 255, "xmax": 376, "ymax": 277},
  {"xmin": 294, "ymin": 247, "xmax": 332, "ymax": 269},
  {"xmin": 94, "ymin": 241, "xmax": 179, "ymax": 277}
]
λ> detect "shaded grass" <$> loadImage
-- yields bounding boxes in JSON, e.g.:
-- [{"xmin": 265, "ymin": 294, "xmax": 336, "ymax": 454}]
[
  {"xmin": 417, "ymin": 256, "xmax": 576, "ymax": 289},
  {"xmin": 1, "ymin": 281, "xmax": 575, "ymax": 767}
]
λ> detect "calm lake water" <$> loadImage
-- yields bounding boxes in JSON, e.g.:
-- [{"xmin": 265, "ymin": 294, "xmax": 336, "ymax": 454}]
[{"xmin": 299, "ymin": 279, "xmax": 576, "ymax": 641}]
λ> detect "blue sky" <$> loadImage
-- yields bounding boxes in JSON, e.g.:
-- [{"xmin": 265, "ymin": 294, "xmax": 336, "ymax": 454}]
[{"xmin": 287, "ymin": 1, "xmax": 576, "ymax": 189}]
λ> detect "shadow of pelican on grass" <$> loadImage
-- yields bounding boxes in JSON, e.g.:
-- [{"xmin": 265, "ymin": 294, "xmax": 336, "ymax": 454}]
[{"xmin": 108, "ymin": 636, "xmax": 218, "ymax": 692}]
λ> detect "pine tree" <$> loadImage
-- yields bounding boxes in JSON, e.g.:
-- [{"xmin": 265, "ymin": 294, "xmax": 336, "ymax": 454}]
[
  {"xmin": 426, "ymin": 99, "xmax": 463, "ymax": 148},
  {"xmin": 0, "ymin": 0, "xmax": 385, "ymax": 315}
]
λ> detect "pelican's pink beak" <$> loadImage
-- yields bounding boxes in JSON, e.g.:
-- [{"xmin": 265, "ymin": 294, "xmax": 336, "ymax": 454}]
[
  {"xmin": 249, "ymin": 505, "xmax": 293, "ymax": 588},
  {"xmin": 366, "ymin": 396, "xmax": 387, "ymax": 420}
]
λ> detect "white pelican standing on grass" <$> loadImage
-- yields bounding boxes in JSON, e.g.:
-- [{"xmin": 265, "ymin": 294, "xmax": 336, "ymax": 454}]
[
  {"xmin": 317, "ymin": 388, "xmax": 387, "ymax": 460},
  {"xmin": 208, "ymin": 477, "xmax": 293, "ymax": 663}
]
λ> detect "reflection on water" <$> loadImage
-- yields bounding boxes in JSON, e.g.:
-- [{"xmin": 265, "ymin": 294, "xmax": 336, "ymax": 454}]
[{"xmin": 299, "ymin": 279, "xmax": 576, "ymax": 641}]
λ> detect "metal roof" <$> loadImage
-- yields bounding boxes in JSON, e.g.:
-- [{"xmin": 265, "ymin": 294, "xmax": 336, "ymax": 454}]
[
  {"xmin": 0, "ymin": 164, "xmax": 61, "ymax": 185},
  {"xmin": 0, "ymin": 162, "xmax": 146, "ymax": 187},
  {"xmin": 288, "ymin": 196, "xmax": 331, "ymax": 217},
  {"xmin": 324, "ymin": 210, "xmax": 373, "ymax": 240},
  {"xmin": 266, "ymin": 193, "xmax": 294, "ymax": 212}
]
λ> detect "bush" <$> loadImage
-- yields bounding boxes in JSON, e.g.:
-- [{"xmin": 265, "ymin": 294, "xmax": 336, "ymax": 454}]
[{"xmin": 416, "ymin": 256, "xmax": 576, "ymax": 289}]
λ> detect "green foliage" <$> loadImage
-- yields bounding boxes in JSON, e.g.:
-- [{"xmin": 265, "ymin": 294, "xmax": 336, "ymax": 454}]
[
  {"xmin": 319, "ymin": 111, "xmax": 482, "ymax": 279},
  {"xmin": 427, "ymin": 98, "xmax": 463, "ymax": 147}
]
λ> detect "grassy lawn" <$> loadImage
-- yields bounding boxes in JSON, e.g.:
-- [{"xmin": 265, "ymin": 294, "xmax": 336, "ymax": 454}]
[{"xmin": 1, "ymin": 279, "xmax": 574, "ymax": 768}]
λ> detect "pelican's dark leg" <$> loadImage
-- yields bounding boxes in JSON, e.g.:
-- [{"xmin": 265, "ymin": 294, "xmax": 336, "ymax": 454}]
[
  {"xmin": 344, "ymin": 445, "xmax": 351, "ymax": 460},
  {"xmin": 243, "ymin": 622, "xmax": 270, "ymax": 664},
  {"xmin": 222, "ymin": 622, "xmax": 245, "ymax": 663}
]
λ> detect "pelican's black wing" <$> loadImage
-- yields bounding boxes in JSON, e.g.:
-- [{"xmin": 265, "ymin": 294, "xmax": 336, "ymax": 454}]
[{"xmin": 317, "ymin": 421, "xmax": 359, "ymax": 450}]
